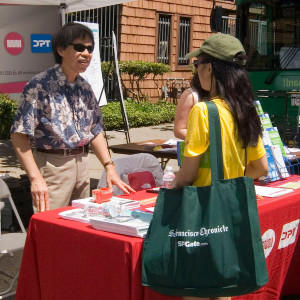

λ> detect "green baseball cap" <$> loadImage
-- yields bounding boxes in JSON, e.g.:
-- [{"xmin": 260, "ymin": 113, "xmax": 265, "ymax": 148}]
[{"xmin": 185, "ymin": 33, "xmax": 246, "ymax": 65}]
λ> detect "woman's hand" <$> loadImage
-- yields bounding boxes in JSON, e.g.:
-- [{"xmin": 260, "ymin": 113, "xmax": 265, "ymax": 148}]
[{"xmin": 171, "ymin": 156, "xmax": 201, "ymax": 189}]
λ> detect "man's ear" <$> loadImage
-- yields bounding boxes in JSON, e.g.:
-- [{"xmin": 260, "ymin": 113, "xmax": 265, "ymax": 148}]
[{"xmin": 57, "ymin": 47, "xmax": 64, "ymax": 57}]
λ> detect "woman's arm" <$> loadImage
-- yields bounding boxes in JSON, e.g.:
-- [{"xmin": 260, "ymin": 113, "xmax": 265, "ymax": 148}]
[
  {"xmin": 172, "ymin": 155, "xmax": 201, "ymax": 189},
  {"xmin": 174, "ymin": 90, "xmax": 195, "ymax": 140},
  {"xmin": 245, "ymin": 155, "xmax": 268, "ymax": 179}
]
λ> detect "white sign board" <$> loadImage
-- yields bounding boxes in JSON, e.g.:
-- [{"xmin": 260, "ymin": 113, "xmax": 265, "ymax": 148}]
[{"xmin": 77, "ymin": 22, "xmax": 107, "ymax": 106}]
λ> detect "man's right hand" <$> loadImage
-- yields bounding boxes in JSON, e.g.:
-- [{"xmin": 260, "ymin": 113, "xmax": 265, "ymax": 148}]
[
  {"xmin": 31, "ymin": 177, "xmax": 49, "ymax": 212},
  {"xmin": 11, "ymin": 133, "xmax": 50, "ymax": 213}
]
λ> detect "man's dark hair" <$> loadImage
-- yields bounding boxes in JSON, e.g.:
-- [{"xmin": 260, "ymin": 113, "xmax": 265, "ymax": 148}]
[{"xmin": 52, "ymin": 22, "xmax": 94, "ymax": 64}]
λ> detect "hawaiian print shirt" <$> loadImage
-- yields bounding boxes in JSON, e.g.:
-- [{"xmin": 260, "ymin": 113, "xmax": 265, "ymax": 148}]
[{"xmin": 11, "ymin": 65, "xmax": 104, "ymax": 149}]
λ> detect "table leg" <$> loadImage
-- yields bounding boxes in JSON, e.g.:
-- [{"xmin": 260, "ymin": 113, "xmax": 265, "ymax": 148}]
[{"xmin": 160, "ymin": 158, "xmax": 169, "ymax": 170}]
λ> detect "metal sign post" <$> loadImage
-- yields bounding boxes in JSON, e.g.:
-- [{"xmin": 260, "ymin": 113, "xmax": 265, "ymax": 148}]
[{"xmin": 111, "ymin": 31, "xmax": 131, "ymax": 143}]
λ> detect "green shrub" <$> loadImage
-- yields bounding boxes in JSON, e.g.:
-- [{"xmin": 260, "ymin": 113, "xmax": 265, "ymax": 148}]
[
  {"xmin": 101, "ymin": 61, "xmax": 114, "ymax": 79},
  {"xmin": 101, "ymin": 99, "xmax": 176, "ymax": 130},
  {"xmin": 101, "ymin": 61, "xmax": 171, "ymax": 101},
  {"xmin": 0, "ymin": 94, "xmax": 17, "ymax": 139}
]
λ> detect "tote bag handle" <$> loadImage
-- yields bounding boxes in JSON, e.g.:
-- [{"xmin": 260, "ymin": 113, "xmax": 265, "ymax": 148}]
[{"xmin": 205, "ymin": 101, "xmax": 224, "ymax": 181}]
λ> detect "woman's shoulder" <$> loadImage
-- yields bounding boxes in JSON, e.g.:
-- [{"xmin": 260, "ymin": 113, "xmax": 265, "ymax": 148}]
[
  {"xmin": 181, "ymin": 87, "xmax": 194, "ymax": 96},
  {"xmin": 180, "ymin": 87, "xmax": 198, "ymax": 105},
  {"xmin": 186, "ymin": 87, "xmax": 195, "ymax": 93},
  {"xmin": 211, "ymin": 97, "xmax": 225, "ymax": 104},
  {"xmin": 178, "ymin": 88, "xmax": 195, "ymax": 105},
  {"xmin": 192, "ymin": 101, "xmax": 208, "ymax": 115},
  {"xmin": 193, "ymin": 99, "xmax": 227, "ymax": 115},
  {"xmin": 211, "ymin": 98, "xmax": 230, "ymax": 110}
]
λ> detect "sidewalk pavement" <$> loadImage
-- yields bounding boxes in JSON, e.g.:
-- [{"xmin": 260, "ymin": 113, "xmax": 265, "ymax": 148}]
[{"xmin": 0, "ymin": 123, "xmax": 179, "ymax": 185}]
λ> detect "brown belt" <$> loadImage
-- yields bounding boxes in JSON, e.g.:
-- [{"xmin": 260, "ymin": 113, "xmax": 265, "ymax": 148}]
[{"xmin": 36, "ymin": 144, "xmax": 89, "ymax": 156}]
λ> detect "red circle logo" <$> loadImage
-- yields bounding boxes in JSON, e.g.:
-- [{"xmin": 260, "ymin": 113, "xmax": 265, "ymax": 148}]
[{"xmin": 4, "ymin": 32, "xmax": 24, "ymax": 55}]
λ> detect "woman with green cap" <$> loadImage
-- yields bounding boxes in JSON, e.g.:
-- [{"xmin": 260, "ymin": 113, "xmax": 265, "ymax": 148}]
[{"xmin": 171, "ymin": 33, "xmax": 268, "ymax": 300}]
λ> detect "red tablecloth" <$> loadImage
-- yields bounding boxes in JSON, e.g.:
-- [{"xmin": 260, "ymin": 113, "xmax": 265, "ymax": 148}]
[{"xmin": 16, "ymin": 178, "xmax": 300, "ymax": 300}]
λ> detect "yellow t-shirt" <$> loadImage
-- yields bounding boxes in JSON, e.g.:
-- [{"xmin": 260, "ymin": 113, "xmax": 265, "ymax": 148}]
[{"xmin": 184, "ymin": 99, "xmax": 266, "ymax": 187}]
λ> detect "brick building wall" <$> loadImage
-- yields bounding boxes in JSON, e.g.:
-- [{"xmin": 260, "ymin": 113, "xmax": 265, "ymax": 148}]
[{"xmin": 118, "ymin": 0, "xmax": 236, "ymax": 101}]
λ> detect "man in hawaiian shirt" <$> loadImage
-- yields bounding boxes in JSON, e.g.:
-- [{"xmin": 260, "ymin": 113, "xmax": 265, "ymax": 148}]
[{"xmin": 10, "ymin": 22, "xmax": 134, "ymax": 213}]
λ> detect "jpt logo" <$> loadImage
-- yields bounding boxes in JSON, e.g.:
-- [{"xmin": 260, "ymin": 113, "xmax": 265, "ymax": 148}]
[
  {"xmin": 31, "ymin": 34, "xmax": 52, "ymax": 53},
  {"xmin": 278, "ymin": 219, "xmax": 299, "ymax": 249}
]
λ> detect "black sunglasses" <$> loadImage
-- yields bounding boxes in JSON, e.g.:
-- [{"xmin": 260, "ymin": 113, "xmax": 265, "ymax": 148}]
[
  {"xmin": 193, "ymin": 60, "xmax": 209, "ymax": 68},
  {"xmin": 69, "ymin": 43, "xmax": 94, "ymax": 53}
]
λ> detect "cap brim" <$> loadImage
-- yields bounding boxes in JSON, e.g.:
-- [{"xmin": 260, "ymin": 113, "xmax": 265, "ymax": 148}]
[{"xmin": 185, "ymin": 48, "xmax": 201, "ymax": 59}]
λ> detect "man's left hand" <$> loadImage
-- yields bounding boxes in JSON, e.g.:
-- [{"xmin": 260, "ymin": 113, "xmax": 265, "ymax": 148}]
[{"xmin": 105, "ymin": 164, "xmax": 135, "ymax": 194}]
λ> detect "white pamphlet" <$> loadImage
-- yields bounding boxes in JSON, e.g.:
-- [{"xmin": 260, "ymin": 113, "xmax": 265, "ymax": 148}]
[{"xmin": 255, "ymin": 185, "xmax": 293, "ymax": 197}]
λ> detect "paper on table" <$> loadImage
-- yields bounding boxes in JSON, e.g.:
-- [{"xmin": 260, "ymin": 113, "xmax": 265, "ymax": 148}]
[
  {"xmin": 255, "ymin": 185, "xmax": 293, "ymax": 197},
  {"xmin": 59, "ymin": 207, "xmax": 151, "ymax": 237},
  {"xmin": 145, "ymin": 207, "xmax": 155, "ymax": 212},
  {"xmin": 278, "ymin": 181, "xmax": 300, "ymax": 190},
  {"xmin": 90, "ymin": 215, "xmax": 151, "ymax": 238},
  {"xmin": 59, "ymin": 208, "xmax": 91, "ymax": 223},
  {"xmin": 72, "ymin": 197, "xmax": 93, "ymax": 208},
  {"xmin": 118, "ymin": 191, "xmax": 157, "ymax": 206},
  {"xmin": 163, "ymin": 138, "xmax": 183, "ymax": 146},
  {"xmin": 72, "ymin": 197, "xmax": 140, "ymax": 209},
  {"xmin": 288, "ymin": 148, "xmax": 300, "ymax": 153},
  {"xmin": 153, "ymin": 139, "xmax": 181, "ymax": 153}
]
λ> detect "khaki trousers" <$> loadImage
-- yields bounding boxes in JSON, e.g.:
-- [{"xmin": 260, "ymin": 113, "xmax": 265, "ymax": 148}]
[{"xmin": 33, "ymin": 150, "xmax": 90, "ymax": 211}]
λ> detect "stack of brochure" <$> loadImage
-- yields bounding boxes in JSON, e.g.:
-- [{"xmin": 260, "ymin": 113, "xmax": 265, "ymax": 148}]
[
  {"xmin": 255, "ymin": 100, "xmax": 290, "ymax": 182},
  {"xmin": 59, "ymin": 208, "xmax": 91, "ymax": 224},
  {"xmin": 90, "ymin": 210, "xmax": 152, "ymax": 238},
  {"xmin": 60, "ymin": 196, "xmax": 152, "ymax": 237},
  {"xmin": 59, "ymin": 207, "xmax": 152, "ymax": 238}
]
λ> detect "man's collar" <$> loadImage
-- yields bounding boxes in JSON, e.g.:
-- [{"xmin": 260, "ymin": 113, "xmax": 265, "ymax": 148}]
[{"xmin": 55, "ymin": 65, "xmax": 83, "ymax": 86}]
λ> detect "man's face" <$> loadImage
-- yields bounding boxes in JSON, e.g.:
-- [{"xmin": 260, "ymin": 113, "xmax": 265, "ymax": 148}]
[{"xmin": 58, "ymin": 36, "xmax": 93, "ymax": 82}]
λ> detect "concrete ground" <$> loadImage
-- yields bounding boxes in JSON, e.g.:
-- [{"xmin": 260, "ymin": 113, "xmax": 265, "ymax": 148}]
[{"xmin": 0, "ymin": 123, "xmax": 179, "ymax": 297}]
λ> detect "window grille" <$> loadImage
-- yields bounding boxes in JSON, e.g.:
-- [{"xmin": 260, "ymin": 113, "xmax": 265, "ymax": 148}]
[
  {"xmin": 222, "ymin": 16, "xmax": 236, "ymax": 36},
  {"xmin": 249, "ymin": 19, "xmax": 268, "ymax": 55},
  {"xmin": 178, "ymin": 17, "xmax": 191, "ymax": 65},
  {"xmin": 157, "ymin": 15, "xmax": 171, "ymax": 64}
]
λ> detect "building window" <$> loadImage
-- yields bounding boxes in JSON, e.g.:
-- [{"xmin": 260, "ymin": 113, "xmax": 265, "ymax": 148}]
[
  {"xmin": 221, "ymin": 10, "xmax": 236, "ymax": 36},
  {"xmin": 157, "ymin": 14, "xmax": 171, "ymax": 64},
  {"xmin": 178, "ymin": 17, "xmax": 191, "ymax": 65}
]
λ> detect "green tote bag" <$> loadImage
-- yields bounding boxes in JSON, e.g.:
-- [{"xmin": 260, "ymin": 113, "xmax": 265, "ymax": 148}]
[{"xmin": 142, "ymin": 101, "xmax": 268, "ymax": 297}]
